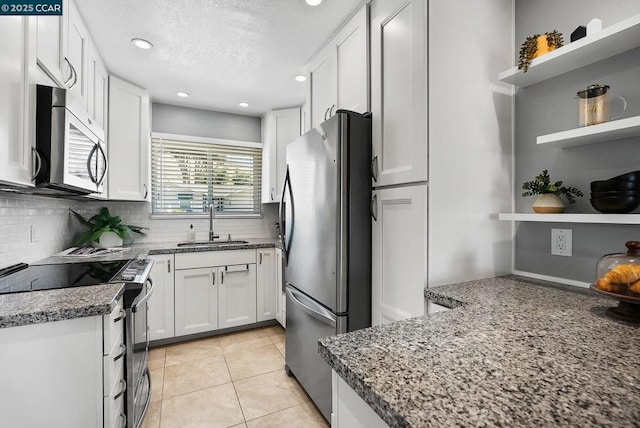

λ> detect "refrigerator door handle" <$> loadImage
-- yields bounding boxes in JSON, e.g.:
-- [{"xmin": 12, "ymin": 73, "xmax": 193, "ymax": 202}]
[
  {"xmin": 286, "ymin": 284, "xmax": 337, "ymax": 328},
  {"xmin": 371, "ymin": 155, "xmax": 378, "ymax": 182},
  {"xmin": 279, "ymin": 167, "xmax": 293, "ymax": 264},
  {"xmin": 370, "ymin": 194, "xmax": 378, "ymax": 221}
]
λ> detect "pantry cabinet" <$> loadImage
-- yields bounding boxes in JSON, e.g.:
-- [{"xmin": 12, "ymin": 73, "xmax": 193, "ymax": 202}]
[
  {"xmin": 306, "ymin": 5, "xmax": 369, "ymax": 130},
  {"xmin": 148, "ymin": 255, "xmax": 175, "ymax": 341},
  {"xmin": 262, "ymin": 108, "xmax": 301, "ymax": 203},
  {"xmin": 108, "ymin": 75, "xmax": 150, "ymax": 201},
  {"xmin": 371, "ymin": 185, "xmax": 427, "ymax": 325}
]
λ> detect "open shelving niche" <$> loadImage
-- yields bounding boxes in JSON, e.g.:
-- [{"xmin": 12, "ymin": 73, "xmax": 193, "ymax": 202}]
[
  {"xmin": 498, "ymin": 13, "xmax": 640, "ymax": 88},
  {"xmin": 498, "ymin": 213, "xmax": 640, "ymax": 225}
]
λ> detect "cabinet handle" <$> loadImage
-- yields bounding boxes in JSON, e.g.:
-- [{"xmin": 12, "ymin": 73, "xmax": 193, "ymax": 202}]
[
  {"xmin": 167, "ymin": 259, "xmax": 171, "ymax": 273},
  {"xmin": 31, "ymin": 147, "xmax": 42, "ymax": 181},
  {"xmin": 63, "ymin": 57, "xmax": 74, "ymax": 86},
  {"xmin": 212, "ymin": 270, "xmax": 216, "ymax": 286},
  {"xmin": 371, "ymin": 156, "xmax": 379, "ymax": 183},
  {"xmin": 271, "ymin": 187, "xmax": 275, "ymax": 201},
  {"xmin": 143, "ymin": 184, "xmax": 148, "ymax": 199},
  {"xmin": 117, "ymin": 414, "xmax": 126, "ymax": 428},
  {"xmin": 113, "ymin": 308, "xmax": 125, "ymax": 323},
  {"xmin": 113, "ymin": 379, "xmax": 127, "ymax": 400},
  {"xmin": 113, "ymin": 343, "xmax": 126, "ymax": 362},
  {"xmin": 371, "ymin": 194, "xmax": 378, "ymax": 222},
  {"xmin": 68, "ymin": 62, "xmax": 78, "ymax": 90},
  {"xmin": 329, "ymin": 104, "xmax": 336, "ymax": 117},
  {"xmin": 324, "ymin": 107, "xmax": 330, "ymax": 121},
  {"xmin": 259, "ymin": 252, "xmax": 263, "ymax": 265}
]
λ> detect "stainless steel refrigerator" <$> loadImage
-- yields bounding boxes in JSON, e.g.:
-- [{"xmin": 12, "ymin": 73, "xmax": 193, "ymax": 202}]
[{"xmin": 279, "ymin": 110, "xmax": 372, "ymax": 421}]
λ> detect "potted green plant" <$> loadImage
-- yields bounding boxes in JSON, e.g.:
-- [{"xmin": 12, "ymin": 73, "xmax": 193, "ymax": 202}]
[
  {"xmin": 518, "ymin": 30, "xmax": 564, "ymax": 72},
  {"xmin": 71, "ymin": 207, "xmax": 147, "ymax": 247},
  {"xmin": 522, "ymin": 169, "xmax": 583, "ymax": 213}
]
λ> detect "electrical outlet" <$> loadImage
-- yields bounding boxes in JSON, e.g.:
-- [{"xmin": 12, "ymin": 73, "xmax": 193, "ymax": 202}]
[{"xmin": 551, "ymin": 228, "xmax": 572, "ymax": 256}]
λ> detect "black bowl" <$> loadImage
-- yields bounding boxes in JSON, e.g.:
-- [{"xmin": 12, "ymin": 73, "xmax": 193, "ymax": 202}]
[
  {"xmin": 591, "ymin": 180, "xmax": 639, "ymax": 192},
  {"xmin": 590, "ymin": 196, "xmax": 640, "ymax": 214},
  {"xmin": 591, "ymin": 190, "xmax": 640, "ymax": 198},
  {"xmin": 610, "ymin": 170, "xmax": 640, "ymax": 183}
]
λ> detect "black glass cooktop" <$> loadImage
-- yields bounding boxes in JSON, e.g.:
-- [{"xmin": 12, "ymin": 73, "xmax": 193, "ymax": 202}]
[{"xmin": 0, "ymin": 260, "xmax": 129, "ymax": 295}]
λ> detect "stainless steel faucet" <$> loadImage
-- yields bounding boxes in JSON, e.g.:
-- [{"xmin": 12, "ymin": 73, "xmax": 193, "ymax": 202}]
[{"xmin": 209, "ymin": 204, "xmax": 219, "ymax": 241}]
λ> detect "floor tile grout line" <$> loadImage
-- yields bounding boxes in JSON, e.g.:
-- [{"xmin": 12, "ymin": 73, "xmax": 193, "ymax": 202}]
[{"xmin": 226, "ymin": 357, "xmax": 249, "ymax": 424}]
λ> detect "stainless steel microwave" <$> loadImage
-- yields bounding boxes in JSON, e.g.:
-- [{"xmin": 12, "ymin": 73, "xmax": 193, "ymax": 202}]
[{"xmin": 34, "ymin": 85, "xmax": 107, "ymax": 195}]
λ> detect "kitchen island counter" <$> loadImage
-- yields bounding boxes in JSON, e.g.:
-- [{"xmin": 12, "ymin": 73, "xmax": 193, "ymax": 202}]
[{"xmin": 319, "ymin": 275, "xmax": 640, "ymax": 427}]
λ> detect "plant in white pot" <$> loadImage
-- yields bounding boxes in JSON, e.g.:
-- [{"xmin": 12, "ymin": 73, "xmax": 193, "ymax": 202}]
[
  {"xmin": 71, "ymin": 207, "xmax": 147, "ymax": 247},
  {"xmin": 522, "ymin": 169, "xmax": 583, "ymax": 213}
]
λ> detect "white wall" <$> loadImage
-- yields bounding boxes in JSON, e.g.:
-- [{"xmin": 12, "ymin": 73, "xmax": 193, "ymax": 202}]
[{"xmin": 427, "ymin": 0, "xmax": 514, "ymax": 286}]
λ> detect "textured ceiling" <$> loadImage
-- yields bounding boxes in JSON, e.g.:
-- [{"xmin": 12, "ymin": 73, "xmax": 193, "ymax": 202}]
[{"xmin": 75, "ymin": 0, "xmax": 363, "ymax": 116}]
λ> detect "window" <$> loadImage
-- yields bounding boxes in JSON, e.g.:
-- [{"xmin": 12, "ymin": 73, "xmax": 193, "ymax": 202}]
[{"xmin": 151, "ymin": 134, "xmax": 262, "ymax": 216}]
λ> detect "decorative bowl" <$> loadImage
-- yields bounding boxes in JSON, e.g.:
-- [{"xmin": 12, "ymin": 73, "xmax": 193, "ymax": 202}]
[
  {"xmin": 590, "ymin": 196, "xmax": 640, "ymax": 213},
  {"xmin": 590, "ymin": 180, "xmax": 639, "ymax": 192}
]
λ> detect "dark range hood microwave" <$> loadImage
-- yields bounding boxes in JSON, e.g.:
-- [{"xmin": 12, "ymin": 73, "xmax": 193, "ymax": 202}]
[{"xmin": 34, "ymin": 85, "xmax": 107, "ymax": 195}]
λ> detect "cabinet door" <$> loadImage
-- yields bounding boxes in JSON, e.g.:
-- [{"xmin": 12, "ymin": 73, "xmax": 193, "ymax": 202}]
[
  {"xmin": 370, "ymin": 0, "xmax": 426, "ymax": 187},
  {"xmin": 175, "ymin": 267, "xmax": 217, "ymax": 336},
  {"xmin": 148, "ymin": 255, "xmax": 175, "ymax": 341},
  {"xmin": 108, "ymin": 75, "xmax": 150, "ymax": 201},
  {"xmin": 274, "ymin": 248, "xmax": 286, "ymax": 328},
  {"xmin": 87, "ymin": 40, "xmax": 108, "ymax": 129},
  {"xmin": 308, "ymin": 45, "xmax": 337, "ymax": 129},
  {"xmin": 335, "ymin": 5, "xmax": 369, "ymax": 114},
  {"xmin": 371, "ymin": 185, "xmax": 427, "ymax": 325},
  {"xmin": 35, "ymin": 1, "xmax": 67, "ymax": 87},
  {"xmin": 256, "ymin": 249, "xmax": 276, "ymax": 322},
  {"xmin": 66, "ymin": 0, "xmax": 89, "ymax": 107},
  {"xmin": 0, "ymin": 16, "xmax": 33, "ymax": 187},
  {"xmin": 218, "ymin": 264, "xmax": 257, "ymax": 329}
]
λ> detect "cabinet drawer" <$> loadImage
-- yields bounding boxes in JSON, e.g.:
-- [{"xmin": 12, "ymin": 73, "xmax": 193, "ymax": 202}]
[
  {"xmin": 175, "ymin": 249, "xmax": 256, "ymax": 270},
  {"xmin": 103, "ymin": 297, "xmax": 125, "ymax": 355},
  {"xmin": 103, "ymin": 341, "xmax": 126, "ymax": 396},
  {"xmin": 104, "ymin": 363, "xmax": 126, "ymax": 428}
]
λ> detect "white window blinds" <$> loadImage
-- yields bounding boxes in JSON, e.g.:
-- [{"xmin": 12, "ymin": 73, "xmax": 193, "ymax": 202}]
[{"xmin": 151, "ymin": 136, "xmax": 262, "ymax": 215}]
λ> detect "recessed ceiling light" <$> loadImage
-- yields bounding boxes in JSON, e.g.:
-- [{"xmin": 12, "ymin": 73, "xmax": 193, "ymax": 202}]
[
  {"xmin": 295, "ymin": 75, "xmax": 307, "ymax": 82},
  {"xmin": 305, "ymin": 0, "xmax": 322, "ymax": 5},
  {"xmin": 131, "ymin": 38, "xmax": 153, "ymax": 50},
  {"xmin": 239, "ymin": 102, "xmax": 249, "ymax": 108},
  {"xmin": 176, "ymin": 91, "xmax": 190, "ymax": 98}
]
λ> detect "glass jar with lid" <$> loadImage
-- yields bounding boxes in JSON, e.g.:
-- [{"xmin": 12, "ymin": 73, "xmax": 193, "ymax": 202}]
[{"xmin": 595, "ymin": 241, "xmax": 640, "ymax": 295}]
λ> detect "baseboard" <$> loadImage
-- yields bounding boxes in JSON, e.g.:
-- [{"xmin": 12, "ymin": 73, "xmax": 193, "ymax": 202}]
[{"xmin": 513, "ymin": 270, "xmax": 591, "ymax": 288}]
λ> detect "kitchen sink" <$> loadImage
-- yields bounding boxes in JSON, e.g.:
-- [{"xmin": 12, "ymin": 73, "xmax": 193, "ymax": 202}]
[{"xmin": 177, "ymin": 240, "xmax": 249, "ymax": 247}]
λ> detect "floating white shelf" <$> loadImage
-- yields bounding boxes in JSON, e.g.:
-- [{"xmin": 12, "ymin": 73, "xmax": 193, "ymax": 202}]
[
  {"xmin": 499, "ymin": 213, "xmax": 640, "ymax": 224},
  {"xmin": 498, "ymin": 13, "xmax": 640, "ymax": 87},
  {"xmin": 536, "ymin": 116, "xmax": 640, "ymax": 148}
]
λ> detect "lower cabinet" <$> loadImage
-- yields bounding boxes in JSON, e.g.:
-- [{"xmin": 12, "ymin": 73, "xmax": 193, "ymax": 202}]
[
  {"xmin": 274, "ymin": 248, "xmax": 286, "ymax": 328},
  {"xmin": 0, "ymin": 298, "xmax": 125, "ymax": 428},
  {"xmin": 148, "ymin": 255, "xmax": 175, "ymax": 341},
  {"xmin": 218, "ymin": 264, "xmax": 257, "ymax": 329},
  {"xmin": 175, "ymin": 267, "xmax": 219, "ymax": 336},
  {"xmin": 332, "ymin": 371, "xmax": 388, "ymax": 428},
  {"xmin": 256, "ymin": 248, "xmax": 276, "ymax": 322}
]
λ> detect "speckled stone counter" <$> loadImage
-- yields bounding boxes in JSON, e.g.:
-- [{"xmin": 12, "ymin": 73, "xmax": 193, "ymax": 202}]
[
  {"xmin": 0, "ymin": 282, "xmax": 123, "ymax": 328},
  {"xmin": 319, "ymin": 275, "xmax": 640, "ymax": 427}
]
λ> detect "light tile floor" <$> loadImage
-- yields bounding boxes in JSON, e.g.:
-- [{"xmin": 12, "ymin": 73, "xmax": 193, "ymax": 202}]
[{"xmin": 142, "ymin": 325, "xmax": 329, "ymax": 428}]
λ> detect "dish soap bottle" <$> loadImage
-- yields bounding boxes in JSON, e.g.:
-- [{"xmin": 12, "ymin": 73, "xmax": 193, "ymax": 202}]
[{"xmin": 188, "ymin": 224, "xmax": 196, "ymax": 242}]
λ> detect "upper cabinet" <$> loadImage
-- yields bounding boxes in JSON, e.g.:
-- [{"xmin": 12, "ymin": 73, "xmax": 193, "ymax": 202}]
[
  {"xmin": 262, "ymin": 107, "xmax": 301, "ymax": 203},
  {"xmin": 0, "ymin": 17, "xmax": 33, "ymax": 187},
  {"xmin": 108, "ymin": 76, "xmax": 150, "ymax": 201},
  {"xmin": 370, "ymin": 0, "xmax": 426, "ymax": 187},
  {"xmin": 34, "ymin": 0, "xmax": 67, "ymax": 87},
  {"xmin": 306, "ymin": 5, "xmax": 369, "ymax": 131},
  {"xmin": 66, "ymin": 0, "xmax": 89, "ymax": 108},
  {"xmin": 87, "ymin": 40, "xmax": 108, "ymax": 130}
]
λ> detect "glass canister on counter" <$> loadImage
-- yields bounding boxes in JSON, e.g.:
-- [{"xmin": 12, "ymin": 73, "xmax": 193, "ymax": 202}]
[{"xmin": 595, "ymin": 241, "xmax": 640, "ymax": 295}]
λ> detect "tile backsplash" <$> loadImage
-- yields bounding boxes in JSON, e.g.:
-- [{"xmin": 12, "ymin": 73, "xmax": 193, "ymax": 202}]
[{"xmin": 0, "ymin": 191, "xmax": 279, "ymax": 269}]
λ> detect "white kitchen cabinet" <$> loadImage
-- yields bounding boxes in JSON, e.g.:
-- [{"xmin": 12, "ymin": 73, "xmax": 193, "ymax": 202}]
[
  {"xmin": 262, "ymin": 108, "xmax": 301, "ymax": 203},
  {"xmin": 87, "ymin": 40, "xmax": 108, "ymax": 130},
  {"xmin": 371, "ymin": 185, "xmax": 427, "ymax": 325},
  {"xmin": 0, "ymin": 17, "xmax": 34, "ymax": 188},
  {"xmin": 274, "ymin": 248, "xmax": 286, "ymax": 328},
  {"xmin": 256, "ymin": 248, "xmax": 276, "ymax": 322},
  {"xmin": 66, "ymin": 0, "xmax": 89, "ymax": 108},
  {"xmin": 148, "ymin": 255, "xmax": 175, "ymax": 341},
  {"xmin": 219, "ymin": 263, "xmax": 257, "ymax": 328},
  {"xmin": 332, "ymin": 371, "xmax": 388, "ymax": 428},
  {"xmin": 426, "ymin": 300, "xmax": 450, "ymax": 315},
  {"xmin": 370, "ymin": 0, "xmax": 426, "ymax": 187},
  {"xmin": 307, "ymin": 5, "xmax": 369, "ymax": 130},
  {"xmin": 34, "ymin": 0, "xmax": 68, "ymax": 87},
  {"xmin": 175, "ymin": 267, "xmax": 218, "ymax": 336},
  {"xmin": 0, "ymin": 300, "xmax": 125, "ymax": 428},
  {"xmin": 108, "ymin": 75, "xmax": 150, "ymax": 201}
]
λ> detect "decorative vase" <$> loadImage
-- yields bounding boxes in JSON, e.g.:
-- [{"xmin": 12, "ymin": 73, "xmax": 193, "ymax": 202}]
[
  {"xmin": 532, "ymin": 193, "xmax": 565, "ymax": 213},
  {"xmin": 94, "ymin": 231, "xmax": 123, "ymax": 248}
]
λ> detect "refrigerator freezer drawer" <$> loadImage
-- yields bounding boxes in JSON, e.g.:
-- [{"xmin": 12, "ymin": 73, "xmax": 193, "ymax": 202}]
[{"xmin": 285, "ymin": 285, "xmax": 345, "ymax": 422}]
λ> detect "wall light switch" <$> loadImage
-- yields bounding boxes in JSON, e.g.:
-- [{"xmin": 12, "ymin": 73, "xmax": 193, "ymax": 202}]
[{"xmin": 551, "ymin": 228, "xmax": 572, "ymax": 257}]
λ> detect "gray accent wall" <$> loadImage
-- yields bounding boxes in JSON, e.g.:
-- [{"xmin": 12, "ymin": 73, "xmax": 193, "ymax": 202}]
[
  {"xmin": 151, "ymin": 103, "xmax": 261, "ymax": 142},
  {"xmin": 514, "ymin": 0, "xmax": 640, "ymax": 283}
]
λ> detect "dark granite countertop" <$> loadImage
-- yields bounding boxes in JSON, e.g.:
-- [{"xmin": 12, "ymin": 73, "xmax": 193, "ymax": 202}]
[
  {"xmin": 319, "ymin": 275, "xmax": 640, "ymax": 427},
  {"xmin": 0, "ymin": 238, "xmax": 279, "ymax": 329}
]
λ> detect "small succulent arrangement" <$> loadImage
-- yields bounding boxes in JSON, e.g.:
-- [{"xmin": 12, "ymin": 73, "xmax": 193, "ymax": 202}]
[
  {"xmin": 71, "ymin": 207, "xmax": 146, "ymax": 246},
  {"xmin": 518, "ymin": 30, "xmax": 564, "ymax": 72},
  {"xmin": 522, "ymin": 169, "xmax": 583, "ymax": 203}
]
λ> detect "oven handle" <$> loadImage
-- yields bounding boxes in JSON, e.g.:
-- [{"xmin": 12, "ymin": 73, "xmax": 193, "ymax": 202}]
[
  {"xmin": 135, "ymin": 369, "xmax": 152, "ymax": 428},
  {"xmin": 132, "ymin": 278, "xmax": 154, "ymax": 313}
]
